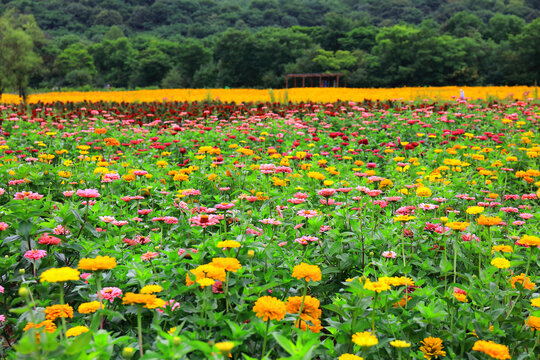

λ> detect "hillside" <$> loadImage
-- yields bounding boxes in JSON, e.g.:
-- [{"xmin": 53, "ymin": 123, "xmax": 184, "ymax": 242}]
[{"xmin": 0, "ymin": 0, "xmax": 539, "ymax": 93}]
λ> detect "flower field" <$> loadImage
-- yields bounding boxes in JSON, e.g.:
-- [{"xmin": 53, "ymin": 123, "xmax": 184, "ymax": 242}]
[
  {"xmin": 0, "ymin": 98, "xmax": 539, "ymax": 359},
  {"xmin": 0, "ymin": 86, "xmax": 537, "ymax": 104}
]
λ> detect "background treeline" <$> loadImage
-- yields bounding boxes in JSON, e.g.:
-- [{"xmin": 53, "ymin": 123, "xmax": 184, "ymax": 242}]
[{"xmin": 0, "ymin": 0, "xmax": 539, "ymax": 95}]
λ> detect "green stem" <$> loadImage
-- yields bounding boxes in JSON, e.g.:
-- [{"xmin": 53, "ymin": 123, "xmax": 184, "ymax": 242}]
[
  {"xmin": 59, "ymin": 284, "xmax": 67, "ymax": 340},
  {"xmin": 453, "ymin": 236, "xmax": 458, "ymax": 284},
  {"xmin": 296, "ymin": 281, "xmax": 308, "ymax": 327},
  {"xmin": 225, "ymin": 272, "xmax": 230, "ymax": 313},
  {"xmin": 137, "ymin": 306, "xmax": 144, "ymax": 357},
  {"xmin": 491, "ymin": 270, "xmax": 502, "ymax": 310},
  {"xmin": 371, "ymin": 292, "xmax": 378, "ymax": 333},
  {"xmin": 260, "ymin": 319, "xmax": 271, "ymax": 360}
]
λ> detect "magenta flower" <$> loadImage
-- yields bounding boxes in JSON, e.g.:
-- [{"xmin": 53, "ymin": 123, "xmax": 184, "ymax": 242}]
[
  {"xmin": 76, "ymin": 189, "xmax": 100, "ymax": 198},
  {"xmin": 382, "ymin": 251, "xmax": 397, "ymax": 259},
  {"xmin": 100, "ymin": 287, "xmax": 123, "ymax": 302},
  {"xmin": 24, "ymin": 249, "xmax": 47, "ymax": 260},
  {"xmin": 14, "ymin": 191, "xmax": 44, "ymax": 200},
  {"xmin": 297, "ymin": 210, "xmax": 318, "ymax": 218},
  {"xmin": 0, "ymin": 222, "xmax": 8, "ymax": 231}
]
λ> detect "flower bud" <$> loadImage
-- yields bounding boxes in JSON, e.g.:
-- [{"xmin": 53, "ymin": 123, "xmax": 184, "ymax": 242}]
[
  {"xmin": 173, "ymin": 337, "xmax": 182, "ymax": 346},
  {"xmin": 19, "ymin": 269, "xmax": 25, "ymax": 275},
  {"xmin": 122, "ymin": 347, "xmax": 135, "ymax": 359},
  {"xmin": 247, "ymin": 250, "xmax": 255, "ymax": 259},
  {"xmin": 18, "ymin": 286, "xmax": 29, "ymax": 298}
]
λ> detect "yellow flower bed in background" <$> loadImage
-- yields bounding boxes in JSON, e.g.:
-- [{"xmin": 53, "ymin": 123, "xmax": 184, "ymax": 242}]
[{"xmin": 0, "ymin": 86, "xmax": 537, "ymax": 104}]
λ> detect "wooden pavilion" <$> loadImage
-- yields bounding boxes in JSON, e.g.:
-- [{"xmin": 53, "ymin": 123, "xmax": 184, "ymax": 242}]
[{"xmin": 285, "ymin": 73, "xmax": 344, "ymax": 88}]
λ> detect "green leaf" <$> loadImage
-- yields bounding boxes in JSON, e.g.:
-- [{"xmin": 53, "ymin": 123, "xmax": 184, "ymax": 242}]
[{"xmin": 272, "ymin": 333, "xmax": 296, "ymax": 355}]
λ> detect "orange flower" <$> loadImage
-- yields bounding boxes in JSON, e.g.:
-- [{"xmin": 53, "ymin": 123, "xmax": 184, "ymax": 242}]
[
  {"xmin": 472, "ymin": 340, "xmax": 510, "ymax": 359},
  {"xmin": 292, "ymin": 263, "xmax": 322, "ymax": 282},
  {"xmin": 253, "ymin": 296, "xmax": 286, "ymax": 321}
]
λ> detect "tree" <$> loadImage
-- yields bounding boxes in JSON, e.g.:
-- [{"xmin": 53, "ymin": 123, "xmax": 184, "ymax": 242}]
[
  {"xmin": 488, "ymin": 13, "xmax": 525, "ymax": 43},
  {"xmin": 0, "ymin": 11, "xmax": 43, "ymax": 101},
  {"xmin": 54, "ymin": 43, "xmax": 97, "ymax": 86},
  {"xmin": 91, "ymin": 37, "xmax": 137, "ymax": 87}
]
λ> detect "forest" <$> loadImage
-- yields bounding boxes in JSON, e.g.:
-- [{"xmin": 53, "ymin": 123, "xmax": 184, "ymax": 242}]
[{"xmin": 0, "ymin": 0, "xmax": 539, "ymax": 94}]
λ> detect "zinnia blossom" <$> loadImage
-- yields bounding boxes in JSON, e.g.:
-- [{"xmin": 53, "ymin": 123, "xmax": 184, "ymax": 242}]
[
  {"xmin": 66, "ymin": 326, "xmax": 89, "ymax": 337},
  {"xmin": 44, "ymin": 304, "xmax": 73, "ymax": 320},
  {"xmin": 526, "ymin": 315, "xmax": 540, "ymax": 331},
  {"xmin": 338, "ymin": 354, "xmax": 363, "ymax": 360},
  {"xmin": 292, "ymin": 263, "xmax": 322, "ymax": 282},
  {"xmin": 420, "ymin": 337, "xmax": 446, "ymax": 359},
  {"xmin": 211, "ymin": 257, "xmax": 242, "ymax": 272},
  {"xmin": 141, "ymin": 284, "xmax": 163, "ymax": 294},
  {"xmin": 490, "ymin": 257, "xmax": 510, "ymax": 269},
  {"xmin": 352, "ymin": 332, "xmax": 378, "ymax": 347},
  {"xmin": 78, "ymin": 255, "xmax": 117, "ymax": 271},
  {"xmin": 76, "ymin": 189, "xmax": 100, "ymax": 198},
  {"xmin": 40, "ymin": 267, "xmax": 80, "ymax": 283},
  {"xmin": 472, "ymin": 340, "xmax": 510, "ymax": 359},
  {"xmin": 24, "ymin": 249, "xmax": 47, "ymax": 260},
  {"xmin": 252, "ymin": 296, "xmax": 287, "ymax": 321},
  {"xmin": 78, "ymin": 301, "xmax": 100, "ymax": 314}
]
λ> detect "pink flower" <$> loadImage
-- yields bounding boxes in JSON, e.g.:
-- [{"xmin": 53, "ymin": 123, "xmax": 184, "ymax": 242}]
[
  {"xmin": 38, "ymin": 233, "xmax": 62, "ymax": 245},
  {"xmin": 99, "ymin": 216, "xmax": 116, "ymax": 223},
  {"xmin": 294, "ymin": 223, "xmax": 304, "ymax": 230},
  {"xmin": 382, "ymin": 251, "xmax": 397, "ymax": 259},
  {"xmin": 80, "ymin": 273, "xmax": 91, "ymax": 282},
  {"xmin": 63, "ymin": 191, "xmax": 75, "ymax": 197},
  {"xmin": 100, "ymin": 287, "xmax": 123, "ymax": 302},
  {"xmin": 14, "ymin": 191, "xmax": 44, "ymax": 200},
  {"xmin": 0, "ymin": 315, "xmax": 5, "ymax": 323},
  {"xmin": 454, "ymin": 287, "xmax": 467, "ymax": 295},
  {"xmin": 76, "ymin": 189, "xmax": 100, "ymax": 198},
  {"xmin": 0, "ymin": 222, "xmax": 8, "ymax": 231},
  {"xmin": 138, "ymin": 209, "xmax": 153, "ymax": 215},
  {"xmin": 297, "ymin": 210, "xmax": 318, "ymax": 218},
  {"xmin": 53, "ymin": 225, "xmax": 70, "ymax": 235},
  {"xmin": 133, "ymin": 170, "xmax": 148, "ymax": 176},
  {"xmin": 337, "ymin": 188, "xmax": 353, "ymax": 193},
  {"xmin": 519, "ymin": 213, "xmax": 533, "ymax": 220},
  {"xmin": 366, "ymin": 190, "xmax": 382, "ymax": 197},
  {"xmin": 156, "ymin": 299, "xmax": 180, "ymax": 313},
  {"xmin": 189, "ymin": 214, "xmax": 221, "ymax": 228},
  {"xmin": 111, "ymin": 220, "xmax": 128, "ymax": 227},
  {"xmin": 81, "ymin": 200, "xmax": 97, "ymax": 206},
  {"xmin": 260, "ymin": 218, "xmax": 282, "ymax": 225},
  {"xmin": 246, "ymin": 227, "xmax": 263, "ymax": 236},
  {"xmin": 461, "ymin": 233, "xmax": 480, "ymax": 242},
  {"xmin": 0, "ymin": 188, "xmax": 4, "ymax": 195},
  {"xmin": 24, "ymin": 249, "xmax": 47, "ymax": 260},
  {"xmin": 294, "ymin": 192, "xmax": 309, "ymax": 199},
  {"xmin": 512, "ymin": 220, "xmax": 525, "ymax": 226},
  {"xmin": 259, "ymin": 164, "xmax": 276, "ymax": 174},
  {"xmin": 275, "ymin": 166, "xmax": 292, "ymax": 173},
  {"xmin": 294, "ymin": 235, "xmax": 319, "ymax": 245},
  {"xmin": 320, "ymin": 225, "xmax": 331, "ymax": 232},
  {"xmin": 278, "ymin": 241, "xmax": 287, "ymax": 247},
  {"xmin": 317, "ymin": 188, "xmax": 336, "ymax": 198},
  {"xmin": 0, "ymin": 285, "xmax": 4, "ymax": 293},
  {"xmin": 215, "ymin": 202, "xmax": 235, "ymax": 210},
  {"xmin": 501, "ymin": 207, "xmax": 518, "ymax": 213},
  {"xmin": 212, "ymin": 280, "xmax": 223, "ymax": 294},
  {"xmin": 219, "ymin": 187, "xmax": 231, "ymax": 191},
  {"xmin": 141, "ymin": 252, "xmax": 159, "ymax": 261},
  {"xmin": 287, "ymin": 198, "xmax": 305, "ymax": 204}
]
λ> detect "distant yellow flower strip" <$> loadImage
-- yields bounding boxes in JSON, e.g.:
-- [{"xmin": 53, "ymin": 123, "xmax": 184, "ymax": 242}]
[{"xmin": 1, "ymin": 86, "xmax": 536, "ymax": 104}]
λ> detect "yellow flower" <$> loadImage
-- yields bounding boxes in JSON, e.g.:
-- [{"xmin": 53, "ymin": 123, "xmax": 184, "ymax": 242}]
[
  {"xmin": 286, "ymin": 296, "xmax": 321, "ymax": 320},
  {"xmin": 363, "ymin": 279, "xmax": 391, "ymax": 293},
  {"xmin": 338, "ymin": 355, "xmax": 364, "ymax": 360},
  {"xmin": 253, "ymin": 296, "xmax": 287, "ymax": 321},
  {"xmin": 416, "ymin": 186, "xmax": 432, "ymax": 197},
  {"xmin": 215, "ymin": 341, "xmax": 235, "ymax": 355},
  {"xmin": 141, "ymin": 284, "xmax": 163, "ymax": 294},
  {"xmin": 40, "ymin": 267, "xmax": 80, "ymax": 283},
  {"xmin": 466, "ymin": 206, "xmax": 484, "ymax": 215},
  {"xmin": 453, "ymin": 293, "xmax": 468, "ymax": 302},
  {"xmin": 472, "ymin": 340, "xmax": 510, "ymax": 359},
  {"xmin": 390, "ymin": 340, "xmax": 411, "ymax": 348},
  {"xmin": 196, "ymin": 278, "xmax": 215, "ymax": 288},
  {"xmin": 393, "ymin": 215, "xmax": 416, "ymax": 222},
  {"xmin": 78, "ymin": 301, "xmax": 101, "ymax": 314},
  {"xmin": 420, "ymin": 337, "xmax": 446, "ymax": 359},
  {"xmin": 352, "ymin": 332, "xmax": 378, "ymax": 347},
  {"xmin": 66, "ymin": 326, "xmax": 89, "ymax": 337},
  {"xmin": 23, "ymin": 320, "xmax": 57, "ymax": 333},
  {"xmin": 532, "ymin": 298, "xmax": 540, "ymax": 307},
  {"xmin": 292, "ymin": 263, "xmax": 322, "ymax": 282},
  {"xmin": 216, "ymin": 240, "xmax": 241, "ymax": 248},
  {"xmin": 211, "ymin": 257, "xmax": 242, "ymax": 272},
  {"xmin": 44, "ymin": 304, "xmax": 73, "ymax": 321},
  {"xmin": 491, "ymin": 245, "xmax": 513, "ymax": 253},
  {"xmin": 446, "ymin": 222, "xmax": 470, "ymax": 231},
  {"xmin": 78, "ymin": 256, "xmax": 117, "ymax": 271},
  {"xmin": 490, "ymin": 257, "xmax": 510, "ymax": 269},
  {"xmin": 526, "ymin": 316, "xmax": 540, "ymax": 331},
  {"xmin": 510, "ymin": 273, "xmax": 535, "ymax": 290},
  {"xmin": 477, "ymin": 215, "xmax": 502, "ymax": 226},
  {"xmin": 520, "ymin": 234, "xmax": 540, "ymax": 246}
]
